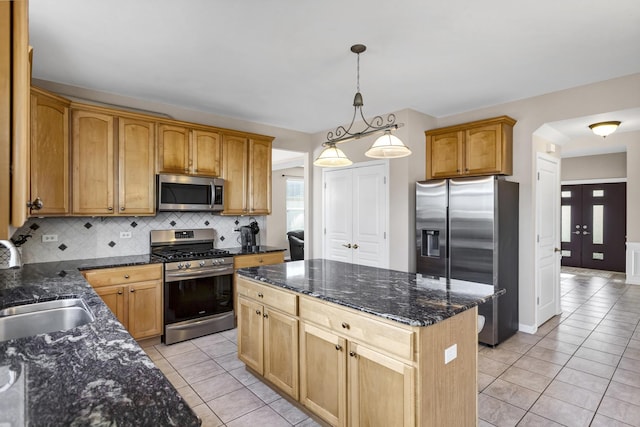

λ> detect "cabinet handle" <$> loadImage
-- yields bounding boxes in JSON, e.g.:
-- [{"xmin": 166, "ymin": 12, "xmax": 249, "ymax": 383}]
[
  {"xmin": 256, "ymin": 310, "xmax": 261, "ymax": 315},
  {"xmin": 349, "ymin": 351, "xmax": 357, "ymax": 358},
  {"xmin": 108, "ymin": 207, "xmax": 113, "ymax": 211},
  {"xmin": 27, "ymin": 197, "xmax": 43, "ymax": 210},
  {"xmin": 335, "ymin": 345, "xmax": 342, "ymax": 351},
  {"xmin": 263, "ymin": 313, "xmax": 269, "ymax": 319},
  {"xmin": 341, "ymin": 322, "xmax": 350, "ymax": 330},
  {"xmin": 257, "ymin": 293, "xmax": 264, "ymax": 298}
]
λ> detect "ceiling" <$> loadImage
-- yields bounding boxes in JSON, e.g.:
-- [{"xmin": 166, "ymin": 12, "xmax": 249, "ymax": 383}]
[{"xmin": 29, "ymin": 0, "xmax": 640, "ymax": 136}]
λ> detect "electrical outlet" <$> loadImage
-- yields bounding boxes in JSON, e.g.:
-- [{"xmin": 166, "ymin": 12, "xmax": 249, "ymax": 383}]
[
  {"xmin": 120, "ymin": 231, "xmax": 132, "ymax": 239},
  {"xmin": 444, "ymin": 344, "xmax": 457, "ymax": 364},
  {"xmin": 42, "ymin": 234, "xmax": 58, "ymax": 243}
]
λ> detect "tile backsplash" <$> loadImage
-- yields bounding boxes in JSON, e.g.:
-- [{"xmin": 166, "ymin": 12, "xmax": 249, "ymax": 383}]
[{"xmin": 1, "ymin": 212, "xmax": 266, "ymax": 268}]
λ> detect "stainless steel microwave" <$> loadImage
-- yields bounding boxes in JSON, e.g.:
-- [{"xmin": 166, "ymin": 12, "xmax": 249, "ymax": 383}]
[{"xmin": 157, "ymin": 174, "xmax": 224, "ymax": 212}]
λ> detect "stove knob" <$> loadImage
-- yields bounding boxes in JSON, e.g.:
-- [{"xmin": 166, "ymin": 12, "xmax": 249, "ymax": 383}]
[
  {"xmin": 177, "ymin": 263, "xmax": 184, "ymax": 270},
  {"xmin": 200, "ymin": 261, "xmax": 205, "ymax": 267},
  {"xmin": 185, "ymin": 262, "xmax": 191, "ymax": 269}
]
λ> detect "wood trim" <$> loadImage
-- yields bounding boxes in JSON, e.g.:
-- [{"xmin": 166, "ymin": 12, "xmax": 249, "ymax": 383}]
[
  {"xmin": 425, "ymin": 115, "xmax": 517, "ymax": 136},
  {"xmin": 0, "ymin": 2, "xmax": 11, "ymax": 238}
]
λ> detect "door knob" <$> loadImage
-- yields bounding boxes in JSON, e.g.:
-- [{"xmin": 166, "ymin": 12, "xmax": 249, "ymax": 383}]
[
  {"xmin": 583, "ymin": 231, "xmax": 591, "ymax": 235},
  {"xmin": 342, "ymin": 243, "xmax": 352, "ymax": 248},
  {"xmin": 572, "ymin": 231, "xmax": 581, "ymax": 235},
  {"xmin": 352, "ymin": 244, "xmax": 359, "ymax": 249},
  {"xmin": 554, "ymin": 248, "xmax": 561, "ymax": 253}
]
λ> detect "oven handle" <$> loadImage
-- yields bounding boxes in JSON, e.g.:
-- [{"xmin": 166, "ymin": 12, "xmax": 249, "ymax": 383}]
[{"xmin": 165, "ymin": 266, "xmax": 233, "ymax": 281}]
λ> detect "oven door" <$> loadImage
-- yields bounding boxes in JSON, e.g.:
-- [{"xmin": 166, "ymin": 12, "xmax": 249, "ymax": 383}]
[{"xmin": 164, "ymin": 270, "xmax": 233, "ymax": 325}]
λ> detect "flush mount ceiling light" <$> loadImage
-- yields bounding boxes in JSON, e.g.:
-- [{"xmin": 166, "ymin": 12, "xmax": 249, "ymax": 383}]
[
  {"xmin": 588, "ymin": 121, "xmax": 621, "ymax": 138},
  {"xmin": 313, "ymin": 44, "xmax": 411, "ymax": 168}
]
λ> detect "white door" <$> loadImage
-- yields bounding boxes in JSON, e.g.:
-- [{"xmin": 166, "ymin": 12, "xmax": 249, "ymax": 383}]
[
  {"xmin": 536, "ymin": 153, "xmax": 561, "ymax": 326},
  {"xmin": 324, "ymin": 163, "xmax": 388, "ymax": 268}
]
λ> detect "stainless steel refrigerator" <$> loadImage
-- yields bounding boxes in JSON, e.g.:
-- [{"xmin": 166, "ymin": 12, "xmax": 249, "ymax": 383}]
[{"xmin": 416, "ymin": 176, "xmax": 519, "ymax": 346}]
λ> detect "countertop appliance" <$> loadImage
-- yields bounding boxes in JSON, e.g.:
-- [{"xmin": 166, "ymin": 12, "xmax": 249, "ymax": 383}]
[
  {"xmin": 151, "ymin": 228, "xmax": 234, "ymax": 344},
  {"xmin": 238, "ymin": 220, "xmax": 260, "ymax": 248},
  {"xmin": 157, "ymin": 174, "xmax": 224, "ymax": 212},
  {"xmin": 416, "ymin": 176, "xmax": 519, "ymax": 346}
]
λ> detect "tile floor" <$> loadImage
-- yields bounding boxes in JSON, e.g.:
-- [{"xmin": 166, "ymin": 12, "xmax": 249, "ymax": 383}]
[{"xmin": 143, "ymin": 267, "xmax": 640, "ymax": 426}]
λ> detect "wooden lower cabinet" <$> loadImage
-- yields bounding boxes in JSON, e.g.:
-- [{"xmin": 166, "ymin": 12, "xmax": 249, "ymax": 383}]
[
  {"xmin": 237, "ymin": 294, "xmax": 299, "ymax": 399},
  {"xmin": 83, "ymin": 264, "xmax": 163, "ymax": 340},
  {"xmin": 236, "ymin": 276, "xmax": 478, "ymax": 427}
]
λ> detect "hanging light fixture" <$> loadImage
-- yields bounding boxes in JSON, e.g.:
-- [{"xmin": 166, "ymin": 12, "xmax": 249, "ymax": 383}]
[
  {"xmin": 314, "ymin": 44, "xmax": 411, "ymax": 167},
  {"xmin": 588, "ymin": 121, "xmax": 621, "ymax": 138}
]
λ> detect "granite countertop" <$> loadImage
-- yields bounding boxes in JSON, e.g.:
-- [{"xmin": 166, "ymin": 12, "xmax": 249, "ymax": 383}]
[
  {"xmin": 0, "ymin": 256, "xmax": 200, "ymax": 427},
  {"xmin": 236, "ymin": 259, "xmax": 505, "ymax": 327}
]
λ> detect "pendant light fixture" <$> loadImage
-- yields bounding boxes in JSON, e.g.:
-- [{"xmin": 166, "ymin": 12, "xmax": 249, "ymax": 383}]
[
  {"xmin": 588, "ymin": 121, "xmax": 621, "ymax": 138},
  {"xmin": 314, "ymin": 44, "xmax": 411, "ymax": 167}
]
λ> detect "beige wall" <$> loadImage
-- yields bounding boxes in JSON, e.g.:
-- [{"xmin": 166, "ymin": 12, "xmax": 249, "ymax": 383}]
[
  {"xmin": 561, "ymin": 152, "xmax": 627, "ymax": 181},
  {"xmin": 267, "ymin": 166, "xmax": 304, "ymax": 258}
]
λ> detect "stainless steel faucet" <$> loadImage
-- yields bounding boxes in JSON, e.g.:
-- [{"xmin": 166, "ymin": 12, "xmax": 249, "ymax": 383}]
[{"xmin": 0, "ymin": 240, "xmax": 22, "ymax": 269}]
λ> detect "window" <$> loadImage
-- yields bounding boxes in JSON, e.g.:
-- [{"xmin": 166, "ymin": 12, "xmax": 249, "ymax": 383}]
[{"xmin": 286, "ymin": 178, "xmax": 304, "ymax": 232}]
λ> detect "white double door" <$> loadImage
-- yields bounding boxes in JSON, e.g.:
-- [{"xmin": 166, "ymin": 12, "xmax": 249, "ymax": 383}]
[{"xmin": 323, "ymin": 162, "xmax": 388, "ymax": 268}]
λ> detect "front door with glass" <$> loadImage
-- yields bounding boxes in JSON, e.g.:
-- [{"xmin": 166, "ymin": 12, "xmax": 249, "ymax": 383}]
[{"xmin": 561, "ymin": 183, "xmax": 626, "ymax": 272}]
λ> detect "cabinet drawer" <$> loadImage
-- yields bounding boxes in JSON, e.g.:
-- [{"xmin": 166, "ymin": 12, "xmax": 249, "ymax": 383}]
[
  {"xmin": 234, "ymin": 251, "xmax": 284, "ymax": 269},
  {"xmin": 299, "ymin": 297, "xmax": 414, "ymax": 361},
  {"xmin": 83, "ymin": 264, "xmax": 162, "ymax": 287},
  {"xmin": 236, "ymin": 277, "xmax": 297, "ymax": 316}
]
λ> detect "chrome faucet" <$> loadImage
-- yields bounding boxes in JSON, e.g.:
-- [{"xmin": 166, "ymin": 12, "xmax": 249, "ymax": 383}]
[{"xmin": 0, "ymin": 240, "xmax": 22, "ymax": 269}]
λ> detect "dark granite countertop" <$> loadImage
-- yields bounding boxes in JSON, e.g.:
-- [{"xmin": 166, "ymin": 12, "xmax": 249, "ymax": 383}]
[
  {"xmin": 0, "ymin": 256, "xmax": 200, "ymax": 427},
  {"xmin": 226, "ymin": 245, "xmax": 286, "ymax": 256},
  {"xmin": 236, "ymin": 259, "xmax": 504, "ymax": 327}
]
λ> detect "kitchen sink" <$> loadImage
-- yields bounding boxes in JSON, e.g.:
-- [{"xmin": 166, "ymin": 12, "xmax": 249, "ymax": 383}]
[{"xmin": 0, "ymin": 298, "xmax": 95, "ymax": 342}]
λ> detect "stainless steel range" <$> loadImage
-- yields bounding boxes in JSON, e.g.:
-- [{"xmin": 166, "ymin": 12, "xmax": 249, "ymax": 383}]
[{"xmin": 151, "ymin": 228, "xmax": 234, "ymax": 345}]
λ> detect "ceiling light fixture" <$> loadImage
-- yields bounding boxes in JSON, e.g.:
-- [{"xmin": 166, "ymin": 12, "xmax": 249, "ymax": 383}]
[
  {"xmin": 313, "ymin": 44, "xmax": 411, "ymax": 168},
  {"xmin": 588, "ymin": 121, "xmax": 621, "ymax": 138}
]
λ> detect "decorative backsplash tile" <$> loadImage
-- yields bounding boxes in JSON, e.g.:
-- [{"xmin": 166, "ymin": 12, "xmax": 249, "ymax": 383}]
[{"xmin": 0, "ymin": 212, "xmax": 266, "ymax": 268}]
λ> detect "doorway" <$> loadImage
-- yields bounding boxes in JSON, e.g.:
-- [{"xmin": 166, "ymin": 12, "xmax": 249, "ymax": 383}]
[{"xmin": 561, "ymin": 182, "xmax": 626, "ymax": 272}]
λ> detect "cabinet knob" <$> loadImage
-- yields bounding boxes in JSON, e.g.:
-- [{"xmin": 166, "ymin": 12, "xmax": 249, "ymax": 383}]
[
  {"xmin": 263, "ymin": 313, "xmax": 269, "ymax": 318},
  {"xmin": 257, "ymin": 292, "xmax": 264, "ymax": 298},
  {"xmin": 256, "ymin": 310, "xmax": 261, "ymax": 315},
  {"xmin": 117, "ymin": 290, "xmax": 123, "ymax": 295},
  {"xmin": 130, "ymin": 288, "xmax": 135, "ymax": 293},
  {"xmin": 27, "ymin": 197, "xmax": 43, "ymax": 210},
  {"xmin": 456, "ymin": 169, "xmax": 460, "ymax": 173},
  {"xmin": 341, "ymin": 322, "xmax": 350, "ymax": 330},
  {"xmin": 120, "ymin": 207, "xmax": 125, "ymax": 211},
  {"xmin": 465, "ymin": 168, "xmax": 469, "ymax": 172},
  {"xmin": 258, "ymin": 258, "xmax": 263, "ymax": 263},
  {"xmin": 335, "ymin": 345, "xmax": 342, "ymax": 351},
  {"xmin": 349, "ymin": 351, "xmax": 357, "ymax": 358},
  {"xmin": 124, "ymin": 274, "xmax": 130, "ymax": 279},
  {"xmin": 108, "ymin": 207, "xmax": 113, "ymax": 211}
]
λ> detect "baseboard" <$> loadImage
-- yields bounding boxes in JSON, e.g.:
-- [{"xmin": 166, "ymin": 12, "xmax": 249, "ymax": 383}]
[
  {"xmin": 518, "ymin": 323, "xmax": 537, "ymax": 334},
  {"xmin": 627, "ymin": 242, "xmax": 640, "ymax": 285}
]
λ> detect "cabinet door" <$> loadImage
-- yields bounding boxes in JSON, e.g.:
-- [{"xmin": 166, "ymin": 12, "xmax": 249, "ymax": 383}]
[
  {"xmin": 237, "ymin": 296, "xmax": 264, "ymax": 374},
  {"xmin": 157, "ymin": 123, "xmax": 190, "ymax": 174},
  {"xmin": 299, "ymin": 322, "xmax": 347, "ymax": 427},
  {"xmin": 95, "ymin": 285, "xmax": 127, "ymax": 326},
  {"xmin": 348, "ymin": 342, "xmax": 415, "ymax": 427},
  {"xmin": 127, "ymin": 280, "xmax": 163, "ymax": 340},
  {"xmin": 464, "ymin": 124, "xmax": 502, "ymax": 175},
  {"xmin": 30, "ymin": 91, "xmax": 70, "ymax": 215},
  {"xmin": 119, "ymin": 117, "xmax": 155, "ymax": 215},
  {"xmin": 427, "ymin": 131, "xmax": 463, "ymax": 179},
  {"xmin": 248, "ymin": 138, "xmax": 272, "ymax": 214},
  {"xmin": 264, "ymin": 308, "xmax": 299, "ymax": 399},
  {"xmin": 221, "ymin": 135, "xmax": 248, "ymax": 215},
  {"xmin": 72, "ymin": 109, "xmax": 115, "ymax": 214},
  {"xmin": 192, "ymin": 129, "xmax": 221, "ymax": 176}
]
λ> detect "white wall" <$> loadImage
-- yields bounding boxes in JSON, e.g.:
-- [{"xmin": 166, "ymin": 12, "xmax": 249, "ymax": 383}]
[{"xmin": 561, "ymin": 152, "xmax": 627, "ymax": 181}]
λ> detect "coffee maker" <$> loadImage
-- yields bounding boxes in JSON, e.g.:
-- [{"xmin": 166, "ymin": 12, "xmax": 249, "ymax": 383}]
[{"xmin": 238, "ymin": 220, "xmax": 260, "ymax": 248}]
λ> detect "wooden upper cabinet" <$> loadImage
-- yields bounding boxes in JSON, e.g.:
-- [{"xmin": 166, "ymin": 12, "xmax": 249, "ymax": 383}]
[
  {"xmin": 72, "ymin": 109, "xmax": 115, "ymax": 215},
  {"xmin": 157, "ymin": 123, "xmax": 221, "ymax": 177},
  {"xmin": 157, "ymin": 123, "xmax": 190, "ymax": 174},
  {"xmin": 425, "ymin": 116, "xmax": 516, "ymax": 180},
  {"xmin": 192, "ymin": 129, "xmax": 221, "ymax": 176},
  {"xmin": 30, "ymin": 89, "xmax": 70, "ymax": 215},
  {"xmin": 119, "ymin": 117, "xmax": 155, "ymax": 215},
  {"xmin": 221, "ymin": 134, "xmax": 273, "ymax": 215}
]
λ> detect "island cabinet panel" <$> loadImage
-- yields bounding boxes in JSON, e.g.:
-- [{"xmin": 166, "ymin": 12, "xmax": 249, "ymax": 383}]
[
  {"xmin": 299, "ymin": 322, "xmax": 347, "ymax": 427},
  {"xmin": 263, "ymin": 308, "xmax": 299, "ymax": 398},
  {"xmin": 30, "ymin": 89, "xmax": 70, "ymax": 216},
  {"xmin": 425, "ymin": 115, "xmax": 516, "ymax": 180},
  {"xmin": 237, "ymin": 295, "xmax": 264, "ymax": 373},
  {"xmin": 83, "ymin": 264, "xmax": 163, "ymax": 340}
]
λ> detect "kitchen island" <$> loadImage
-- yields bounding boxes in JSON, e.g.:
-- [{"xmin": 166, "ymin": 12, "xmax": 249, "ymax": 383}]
[
  {"xmin": 0, "ymin": 257, "xmax": 199, "ymax": 427},
  {"xmin": 236, "ymin": 259, "xmax": 503, "ymax": 427}
]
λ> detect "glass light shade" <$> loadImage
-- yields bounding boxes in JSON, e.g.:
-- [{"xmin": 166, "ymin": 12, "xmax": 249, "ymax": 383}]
[
  {"xmin": 313, "ymin": 144, "xmax": 353, "ymax": 167},
  {"xmin": 589, "ymin": 121, "xmax": 621, "ymax": 137},
  {"xmin": 365, "ymin": 132, "xmax": 411, "ymax": 159}
]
